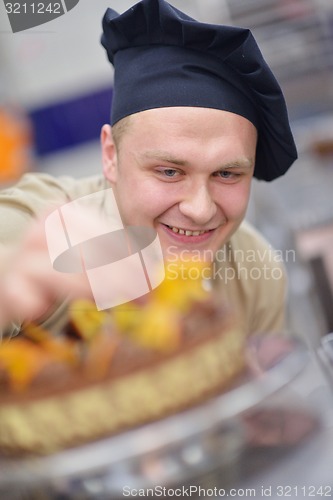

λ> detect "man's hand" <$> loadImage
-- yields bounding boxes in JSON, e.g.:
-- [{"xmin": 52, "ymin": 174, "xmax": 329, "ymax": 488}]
[
  {"xmin": 0, "ymin": 215, "xmax": 93, "ymax": 329},
  {"xmin": 0, "ymin": 201, "xmax": 164, "ymax": 332}
]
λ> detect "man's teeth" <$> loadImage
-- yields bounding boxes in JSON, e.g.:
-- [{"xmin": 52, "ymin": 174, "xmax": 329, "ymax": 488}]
[{"xmin": 168, "ymin": 225, "xmax": 208, "ymax": 236}]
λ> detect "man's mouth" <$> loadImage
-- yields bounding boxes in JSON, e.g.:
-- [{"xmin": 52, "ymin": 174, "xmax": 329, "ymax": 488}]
[{"xmin": 162, "ymin": 224, "xmax": 212, "ymax": 237}]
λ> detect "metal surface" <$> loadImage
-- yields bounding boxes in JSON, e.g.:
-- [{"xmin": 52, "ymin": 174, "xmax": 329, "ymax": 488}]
[{"xmin": 238, "ymin": 341, "xmax": 333, "ymax": 500}]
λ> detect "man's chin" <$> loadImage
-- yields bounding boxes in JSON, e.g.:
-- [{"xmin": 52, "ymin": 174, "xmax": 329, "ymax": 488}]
[{"xmin": 161, "ymin": 243, "xmax": 221, "ymax": 264}]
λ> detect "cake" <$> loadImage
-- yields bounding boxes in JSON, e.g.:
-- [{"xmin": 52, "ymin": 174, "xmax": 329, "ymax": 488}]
[{"xmin": 0, "ymin": 263, "xmax": 246, "ymax": 456}]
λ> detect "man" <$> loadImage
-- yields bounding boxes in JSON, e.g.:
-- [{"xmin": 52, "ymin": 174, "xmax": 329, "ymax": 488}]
[{"xmin": 0, "ymin": 0, "xmax": 297, "ymax": 338}]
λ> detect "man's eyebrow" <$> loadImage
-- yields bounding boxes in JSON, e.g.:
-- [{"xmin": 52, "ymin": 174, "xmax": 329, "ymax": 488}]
[
  {"xmin": 220, "ymin": 158, "xmax": 255, "ymax": 169},
  {"xmin": 138, "ymin": 151, "xmax": 254, "ymax": 169},
  {"xmin": 138, "ymin": 151, "xmax": 189, "ymax": 166}
]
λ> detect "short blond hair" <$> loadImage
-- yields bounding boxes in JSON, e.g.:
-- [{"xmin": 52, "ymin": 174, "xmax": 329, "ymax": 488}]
[{"xmin": 111, "ymin": 115, "xmax": 132, "ymax": 151}]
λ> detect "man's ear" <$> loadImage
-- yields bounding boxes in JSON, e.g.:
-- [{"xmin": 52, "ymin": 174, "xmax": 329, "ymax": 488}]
[{"xmin": 101, "ymin": 124, "xmax": 118, "ymax": 184}]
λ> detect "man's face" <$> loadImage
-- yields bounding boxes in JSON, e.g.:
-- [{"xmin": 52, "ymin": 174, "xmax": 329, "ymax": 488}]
[{"xmin": 101, "ymin": 107, "xmax": 257, "ymax": 261}]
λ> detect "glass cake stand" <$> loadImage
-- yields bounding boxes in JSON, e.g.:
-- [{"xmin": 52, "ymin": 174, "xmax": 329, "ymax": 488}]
[{"xmin": 0, "ymin": 336, "xmax": 318, "ymax": 500}]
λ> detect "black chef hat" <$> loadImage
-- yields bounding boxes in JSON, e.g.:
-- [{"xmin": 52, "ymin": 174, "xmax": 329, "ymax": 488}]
[{"xmin": 101, "ymin": 0, "xmax": 297, "ymax": 181}]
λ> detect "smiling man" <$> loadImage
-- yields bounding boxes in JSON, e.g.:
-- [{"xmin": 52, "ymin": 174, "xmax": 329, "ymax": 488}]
[
  {"xmin": 0, "ymin": 0, "xmax": 297, "ymax": 337},
  {"xmin": 101, "ymin": 107, "xmax": 257, "ymax": 262}
]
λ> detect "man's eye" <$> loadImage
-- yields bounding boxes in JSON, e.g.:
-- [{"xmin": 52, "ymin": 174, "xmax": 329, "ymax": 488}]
[
  {"xmin": 155, "ymin": 167, "xmax": 183, "ymax": 181},
  {"xmin": 218, "ymin": 170, "xmax": 232, "ymax": 178},
  {"xmin": 163, "ymin": 169, "xmax": 178, "ymax": 177},
  {"xmin": 215, "ymin": 170, "xmax": 239, "ymax": 179}
]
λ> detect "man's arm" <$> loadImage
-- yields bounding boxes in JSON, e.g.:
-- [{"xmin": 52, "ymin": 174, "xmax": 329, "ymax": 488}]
[{"xmin": 0, "ymin": 173, "xmax": 98, "ymax": 334}]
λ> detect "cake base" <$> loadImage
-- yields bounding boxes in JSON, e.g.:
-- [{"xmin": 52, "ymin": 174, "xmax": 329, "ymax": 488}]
[{"xmin": 0, "ymin": 326, "xmax": 245, "ymax": 456}]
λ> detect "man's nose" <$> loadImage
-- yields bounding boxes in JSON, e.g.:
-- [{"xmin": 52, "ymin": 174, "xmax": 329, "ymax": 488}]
[{"xmin": 178, "ymin": 184, "xmax": 217, "ymax": 224}]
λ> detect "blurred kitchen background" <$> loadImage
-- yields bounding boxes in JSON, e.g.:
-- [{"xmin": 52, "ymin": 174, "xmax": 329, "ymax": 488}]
[{"xmin": 1, "ymin": 0, "xmax": 333, "ymax": 344}]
